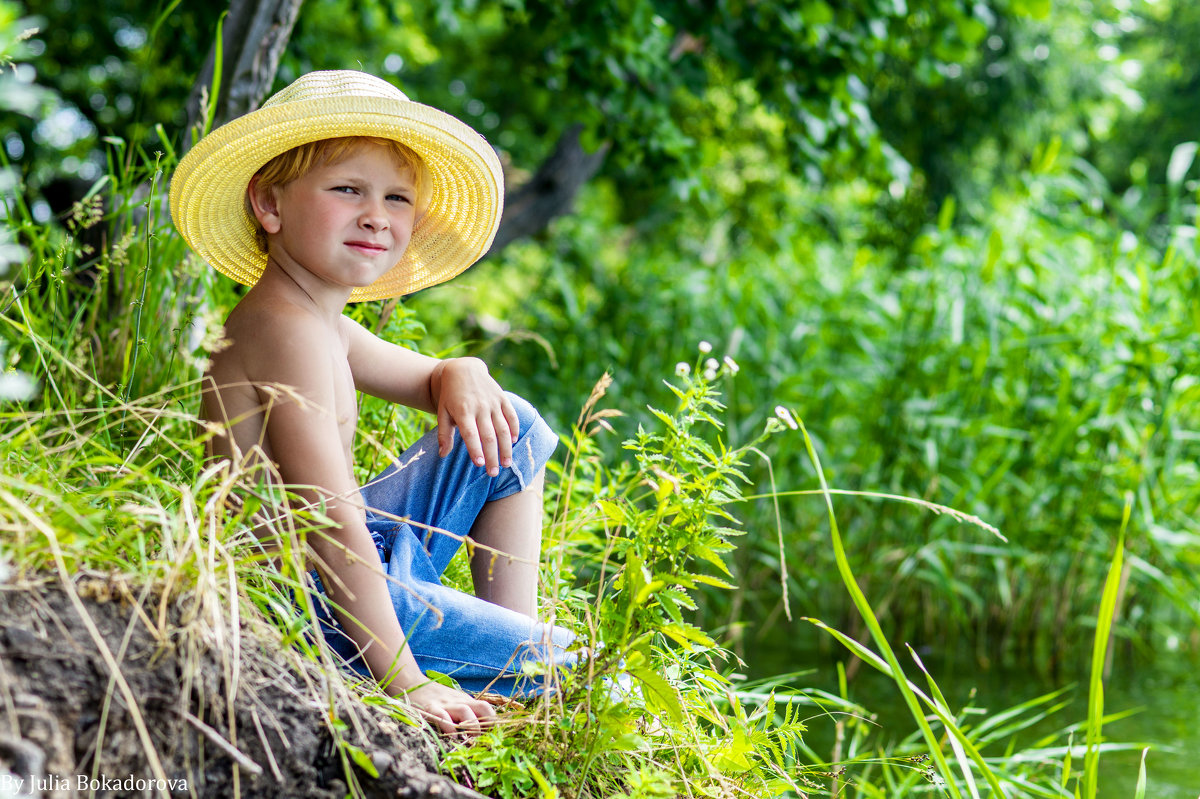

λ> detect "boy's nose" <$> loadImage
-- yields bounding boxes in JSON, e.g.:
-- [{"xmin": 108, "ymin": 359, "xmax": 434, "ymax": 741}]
[{"xmin": 359, "ymin": 201, "xmax": 389, "ymax": 231}]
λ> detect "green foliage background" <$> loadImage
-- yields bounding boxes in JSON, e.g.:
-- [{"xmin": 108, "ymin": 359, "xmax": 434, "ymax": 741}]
[{"xmin": 4, "ymin": 0, "xmax": 1200, "ymax": 795}]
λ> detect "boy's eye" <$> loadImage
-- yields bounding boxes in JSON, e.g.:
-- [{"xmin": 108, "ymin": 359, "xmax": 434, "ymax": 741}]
[
  {"xmin": 387, "ymin": 193, "xmax": 414, "ymax": 204},
  {"xmin": 331, "ymin": 186, "xmax": 357, "ymax": 194}
]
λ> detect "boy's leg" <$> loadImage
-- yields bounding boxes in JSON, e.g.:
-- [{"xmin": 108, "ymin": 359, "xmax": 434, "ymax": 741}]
[
  {"xmin": 346, "ymin": 392, "xmax": 572, "ymax": 695},
  {"xmin": 468, "ymin": 469, "xmax": 544, "ymax": 617},
  {"xmin": 359, "ymin": 392, "xmax": 556, "ymax": 579},
  {"xmin": 383, "ymin": 537, "xmax": 575, "ymax": 696}
]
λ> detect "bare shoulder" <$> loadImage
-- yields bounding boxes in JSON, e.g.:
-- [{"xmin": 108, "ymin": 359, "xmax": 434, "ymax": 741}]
[
  {"xmin": 204, "ymin": 292, "xmax": 343, "ymax": 431},
  {"xmin": 337, "ymin": 313, "xmax": 370, "ymax": 349},
  {"xmin": 223, "ymin": 294, "xmax": 342, "ymax": 384},
  {"xmin": 338, "ymin": 312, "xmax": 395, "ymax": 365}
]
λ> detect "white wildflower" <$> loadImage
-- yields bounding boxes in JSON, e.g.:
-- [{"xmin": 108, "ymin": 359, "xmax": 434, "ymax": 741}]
[
  {"xmin": 723, "ymin": 356, "xmax": 739, "ymax": 374},
  {"xmin": 698, "ymin": 340, "xmax": 713, "ymax": 354},
  {"xmin": 675, "ymin": 362, "xmax": 690, "ymax": 377},
  {"xmin": 774, "ymin": 405, "xmax": 799, "ymax": 431}
]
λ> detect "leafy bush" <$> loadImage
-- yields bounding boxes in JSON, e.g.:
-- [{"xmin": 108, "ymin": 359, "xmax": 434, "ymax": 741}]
[{"xmin": 429, "ymin": 137, "xmax": 1200, "ymax": 673}]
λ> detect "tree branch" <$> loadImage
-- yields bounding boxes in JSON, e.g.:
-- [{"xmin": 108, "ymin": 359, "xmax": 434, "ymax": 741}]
[{"xmin": 488, "ymin": 124, "xmax": 610, "ymax": 256}]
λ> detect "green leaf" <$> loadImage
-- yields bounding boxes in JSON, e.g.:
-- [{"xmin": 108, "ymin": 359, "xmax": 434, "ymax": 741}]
[
  {"xmin": 345, "ymin": 743, "xmax": 379, "ymax": 778},
  {"xmin": 1084, "ymin": 499, "xmax": 1129, "ymax": 799},
  {"xmin": 631, "ymin": 667, "xmax": 684, "ymax": 723},
  {"xmin": 661, "ymin": 622, "xmax": 717, "ymax": 650},
  {"xmin": 597, "ymin": 499, "xmax": 625, "ymax": 524},
  {"xmin": 711, "ymin": 726, "xmax": 755, "ymax": 772},
  {"xmin": 692, "ymin": 573, "xmax": 736, "ymax": 590},
  {"xmin": 528, "ymin": 763, "xmax": 559, "ymax": 798},
  {"xmin": 634, "ymin": 579, "xmax": 666, "ymax": 605}
]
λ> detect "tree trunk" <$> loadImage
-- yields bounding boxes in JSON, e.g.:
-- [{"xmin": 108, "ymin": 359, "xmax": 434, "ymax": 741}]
[
  {"xmin": 183, "ymin": 0, "xmax": 304, "ymax": 147},
  {"xmin": 489, "ymin": 124, "xmax": 610, "ymax": 255}
]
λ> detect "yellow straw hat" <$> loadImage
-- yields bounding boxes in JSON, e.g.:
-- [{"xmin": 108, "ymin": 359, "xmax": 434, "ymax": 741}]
[{"xmin": 169, "ymin": 70, "xmax": 503, "ymax": 301}]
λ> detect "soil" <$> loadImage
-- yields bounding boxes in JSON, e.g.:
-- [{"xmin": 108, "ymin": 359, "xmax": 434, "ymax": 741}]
[{"xmin": 0, "ymin": 576, "xmax": 484, "ymax": 799}]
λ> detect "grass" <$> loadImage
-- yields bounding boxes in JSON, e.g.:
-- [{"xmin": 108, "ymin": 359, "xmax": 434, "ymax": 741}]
[
  {"xmin": 3, "ymin": 45, "xmax": 1192, "ymax": 799},
  {"xmin": 429, "ymin": 130, "xmax": 1200, "ymax": 683},
  {"xmin": 0, "ymin": 299, "xmax": 1151, "ymax": 798}
]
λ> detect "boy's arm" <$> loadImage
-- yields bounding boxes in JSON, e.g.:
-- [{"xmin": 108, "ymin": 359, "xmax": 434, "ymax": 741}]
[
  {"xmin": 343, "ymin": 316, "xmax": 520, "ymax": 477},
  {"xmin": 246, "ymin": 314, "xmax": 495, "ymax": 733}
]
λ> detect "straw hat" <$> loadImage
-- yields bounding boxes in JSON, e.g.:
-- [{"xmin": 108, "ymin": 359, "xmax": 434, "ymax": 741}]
[{"xmin": 169, "ymin": 70, "xmax": 503, "ymax": 300}]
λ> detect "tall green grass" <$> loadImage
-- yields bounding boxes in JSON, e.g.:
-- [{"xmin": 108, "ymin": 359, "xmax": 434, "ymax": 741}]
[
  {"xmin": 793, "ymin": 411, "xmax": 1147, "ymax": 797},
  {"xmin": 421, "ymin": 136, "xmax": 1200, "ymax": 674}
]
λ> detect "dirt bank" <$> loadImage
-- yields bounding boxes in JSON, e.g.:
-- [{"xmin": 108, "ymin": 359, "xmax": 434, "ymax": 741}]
[{"xmin": 0, "ymin": 576, "xmax": 483, "ymax": 798}]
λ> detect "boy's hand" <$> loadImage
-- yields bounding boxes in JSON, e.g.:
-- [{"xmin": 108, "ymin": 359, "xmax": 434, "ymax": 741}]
[
  {"xmin": 343, "ymin": 321, "xmax": 518, "ymax": 475},
  {"xmin": 405, "ymin": 681, "xmax": 498, "ymax": 736},
  {"xmin": 432, "ymin": 357, "xmax": 520, "ymax": 476}
]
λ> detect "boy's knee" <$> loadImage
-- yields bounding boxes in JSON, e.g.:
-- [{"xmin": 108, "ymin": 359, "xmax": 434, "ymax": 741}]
[
  {"xmin": 498, "ymin": 392, "xmax": 557, "ymax": 494},
  {"xmin": 505, "ymin": 392, "xmax": 554, "ymax": 450},
  {"xmin": 504, "ymin": 391, "xmax": 536, "ymax": 426}
]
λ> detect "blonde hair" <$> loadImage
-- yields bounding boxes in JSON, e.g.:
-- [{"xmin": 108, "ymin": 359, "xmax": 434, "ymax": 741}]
[{"xmin": 245, "ymin": 136, "xmax": 431, "ymax": 252}]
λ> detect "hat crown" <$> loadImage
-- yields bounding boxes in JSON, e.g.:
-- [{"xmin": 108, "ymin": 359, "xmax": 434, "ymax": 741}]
[{"xmin": 262, "ymin": 70, "xmax": 411, "ymax": 110}]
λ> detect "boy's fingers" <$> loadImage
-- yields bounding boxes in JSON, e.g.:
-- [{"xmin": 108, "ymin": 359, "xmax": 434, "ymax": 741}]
[
  {"xmin": 421, "ymin": 708, "xmax": 458, "ymax": 735},
  {"xmin": 501, "ymin": 396, "xmax": 520, "ymax": 444},
  {"xmin": 461, "ymin": 699, "xmax": 496, "ymax": 733},
  {"xmin": 476, "ymin": 415, "xmax": 502, "ymax": 475},
  {"xmin": 492, "ymin": 408, "xmax": 514, "ymax": 468},
  {"xmin": 456, "ymin": 415, "xmax": 487, "ymax": 469},
  {"xmin": 449, "ymin": 698, "xmax": 496, "ymax": 736},
  {"xmin": 451, "ymin": 714, "xmax": 481, "ymax": 737},
  {"xmin": 436, "ymin": 407, "xmax": 455, "ymax": 457}
]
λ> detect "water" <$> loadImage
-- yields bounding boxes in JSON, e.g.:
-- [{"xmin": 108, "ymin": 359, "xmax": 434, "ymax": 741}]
[
  {"xmin": 1097, "ymin": 664, "xmax": 1199, "ymax": 798},
  {"xmin": 748, "ymin": 649, "xmax": 1200, "ymax": 797}
]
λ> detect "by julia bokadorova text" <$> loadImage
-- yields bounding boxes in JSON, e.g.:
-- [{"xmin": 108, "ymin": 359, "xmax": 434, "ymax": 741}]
[{"xmin": 0, "ymin": 773, "xmax": 190, "ymax": 793}]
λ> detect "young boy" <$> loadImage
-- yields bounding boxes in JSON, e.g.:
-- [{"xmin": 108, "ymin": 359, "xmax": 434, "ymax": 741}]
[{"xmin": 169, "ymin": 70, "xmax": 573, "ymax": 735}]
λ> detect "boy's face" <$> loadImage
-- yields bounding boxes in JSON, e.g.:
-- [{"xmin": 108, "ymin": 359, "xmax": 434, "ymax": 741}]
[{"xmin": 253, "ymin": 143, "xmax": 418, "ymax": 293}]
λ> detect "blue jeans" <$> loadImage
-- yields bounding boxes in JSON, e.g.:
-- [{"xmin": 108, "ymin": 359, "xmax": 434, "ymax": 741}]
[{"xmin": 311, "ymin": 393, "xmax": 576, "ymax": 696}]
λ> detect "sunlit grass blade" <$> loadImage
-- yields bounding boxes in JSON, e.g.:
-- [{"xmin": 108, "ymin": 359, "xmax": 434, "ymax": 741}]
[
  {"xmin": 908, "ymin": 646, "xmax": 981, "ymax": 799},
  {"xmin": 968, "ymin": 686, "xmax": 1073, "ymax": 747},
  {"xmin": 740, "ymin": 487, "xmax": 1006, "ymax": 540},
  {"xmin": 795, "ymin": 415, "xmax": 1008, "ymax": 798},
  {"xmin": 1083, "ymin": 495, "xmax": 1130, "ymax": 799}
]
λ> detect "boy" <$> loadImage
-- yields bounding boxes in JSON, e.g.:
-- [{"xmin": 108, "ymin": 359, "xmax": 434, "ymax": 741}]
[{"xmin": 169, "ymin": 70, "xmax": 573, "ymax": 735}]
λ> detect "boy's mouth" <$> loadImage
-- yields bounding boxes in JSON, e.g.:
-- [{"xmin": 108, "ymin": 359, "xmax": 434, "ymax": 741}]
[{"xmin": 345, "ymin": 240, "xmax": 388, "ymax": 255}]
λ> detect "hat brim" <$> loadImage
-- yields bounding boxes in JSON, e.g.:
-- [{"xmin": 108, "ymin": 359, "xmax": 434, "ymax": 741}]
[{"xmin": 169, "ymin": 94, "xmax": 503, "ymax": 301}]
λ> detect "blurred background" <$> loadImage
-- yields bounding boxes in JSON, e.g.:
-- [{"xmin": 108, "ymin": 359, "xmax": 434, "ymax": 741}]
[{"xmin": 4, "ymin": 0, "xmax": 1199, "ymax": 794}]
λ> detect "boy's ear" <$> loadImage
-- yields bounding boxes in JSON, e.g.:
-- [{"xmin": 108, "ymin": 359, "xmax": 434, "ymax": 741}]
[{"xmin": 247, "ymin": 175, "xmax": 282, "ymax": 234}]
